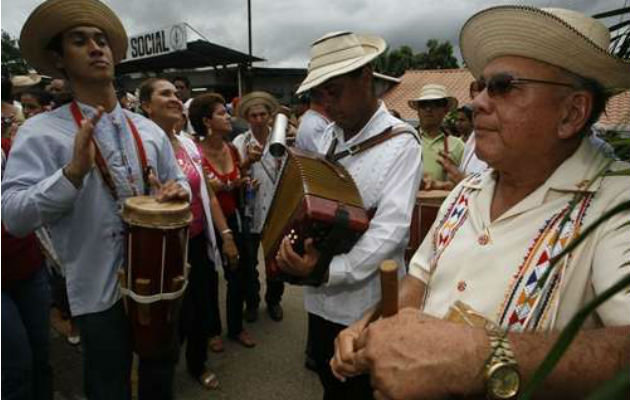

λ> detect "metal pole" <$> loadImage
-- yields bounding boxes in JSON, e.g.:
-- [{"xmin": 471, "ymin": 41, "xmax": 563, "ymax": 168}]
[{"xmin": 247, "ymin": 0, "xmax": 253, "ymax": 92}]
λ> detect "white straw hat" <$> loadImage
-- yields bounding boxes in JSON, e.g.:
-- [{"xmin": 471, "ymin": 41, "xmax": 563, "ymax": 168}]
[
  {"xmin": 408, "ymin": 84, "xmax": 458, "ymax": 111},
  {"xmin": 296, "ymin": 31, "xmax": 387, "ymax": 94},
  {"xmin": 19, "ymin": 0, "xmax": 128, "ymax": 79},
  {"xmin": 460, "ymin": 6, "xmax": 630, "ymax": 92}
]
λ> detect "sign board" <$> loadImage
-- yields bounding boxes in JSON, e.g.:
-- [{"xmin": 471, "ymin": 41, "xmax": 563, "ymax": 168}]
[{"xmin": 125, "ymin": 23, "xmax": 187, "ymax": 61}]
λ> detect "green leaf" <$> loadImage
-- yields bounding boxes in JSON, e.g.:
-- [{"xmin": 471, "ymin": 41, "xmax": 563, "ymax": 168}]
[
  {"xmin": 520, "ymin": 273, "xmax": 630, "ymax": 399},
  {"xmin": 584, "ymin": 367, "xmax": 630, "ymax": 400}
]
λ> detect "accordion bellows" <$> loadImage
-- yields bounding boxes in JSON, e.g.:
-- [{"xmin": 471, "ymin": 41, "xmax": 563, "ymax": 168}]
[{"xmin": 262, "ymin": 148, "xmax": 370, "ymax": 285}]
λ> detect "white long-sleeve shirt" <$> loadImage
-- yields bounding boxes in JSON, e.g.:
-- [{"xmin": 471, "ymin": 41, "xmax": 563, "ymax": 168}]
[
  {"xmin": 2, "ymin": 102, "xmax": 190, "ymax": 316},
  {"xmin": 299, "ymin": 102, "xmax": 422, "ymax": 326}
]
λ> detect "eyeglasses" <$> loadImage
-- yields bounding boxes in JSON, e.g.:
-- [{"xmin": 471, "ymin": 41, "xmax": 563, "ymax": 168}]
[
  {"xmin": 1, "ymin": 116, "xmax": 15, "ymax": 126},
  {"xmin": 475, "ymin": 73, "xmax": 575, "ymax": 97},
  {"xmin": 417, "ymin": 99, "xmax": 448, "ymax": 110}
]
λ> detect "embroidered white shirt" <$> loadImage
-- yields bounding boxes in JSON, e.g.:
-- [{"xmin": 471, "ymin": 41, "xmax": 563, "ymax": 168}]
[
  {"xmin": 409, "ymin": 138, "xmax": 630, "ymax": 330},
  {"xmin": 299, "ymin": 102, "xmax": 422, "ymax": 326}
]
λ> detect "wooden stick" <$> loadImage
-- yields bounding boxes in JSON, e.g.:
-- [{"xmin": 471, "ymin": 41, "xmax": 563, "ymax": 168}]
[{"xmin": 379, "ymin": 260, "xmax": 399, "ymax": 317}]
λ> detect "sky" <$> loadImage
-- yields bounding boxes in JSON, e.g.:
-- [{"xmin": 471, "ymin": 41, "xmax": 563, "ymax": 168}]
[{"xmin": 1, "ymin": 0, "xmax": 626, "ymax": 69}]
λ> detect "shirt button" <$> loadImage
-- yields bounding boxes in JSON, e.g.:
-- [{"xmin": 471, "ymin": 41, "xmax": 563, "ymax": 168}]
[
  {"xmin": 457, "ymin": 281, "xmax": 467, "ymax": 292},
  {"xmin": 478, "ymin": 233, "xmax": 489, "ymax": 246}
]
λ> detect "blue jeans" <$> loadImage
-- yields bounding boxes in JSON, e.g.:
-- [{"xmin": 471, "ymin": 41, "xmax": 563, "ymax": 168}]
[{"xmin": 1, "ymin": 266, "xmax": 52, "ymax": 400}]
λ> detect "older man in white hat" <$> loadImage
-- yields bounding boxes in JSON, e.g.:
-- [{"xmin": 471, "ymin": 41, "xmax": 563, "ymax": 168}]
[
  {"xmin": 275, "ymin": 31, "xmax": 422, "ymax": 398},
  {"xmin": 409, "ymin": 83, "xmax": 465, "ymax": 189},
  {"xmin": 231, "ymin": 91, "xmax": 287, "ymax": 324},
  {"xmin": 2, "ymin": 0, "xmax": 190, "ymax": 398},
  {"xmin": 331, "ymin": 6, "xmax": 630, "ymax": 399}
]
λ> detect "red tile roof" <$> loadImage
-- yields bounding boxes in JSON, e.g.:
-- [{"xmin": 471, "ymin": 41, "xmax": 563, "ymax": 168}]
[{"xmin": 382, "ymin": 68, "xmax": 630, "ymax": 130}]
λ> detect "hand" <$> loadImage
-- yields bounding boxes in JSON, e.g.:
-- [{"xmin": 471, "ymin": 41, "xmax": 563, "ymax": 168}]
[
  {"xmin": 275, "ymin": 237, "xmax": 319, "ymax": 278},
  {"xmin": 330, "ymin": 310, "xmax": 375, "ymax": 381},
  {"xmin": 208, "ymin": 177, "xmax": 225, "ymax": 193},
  {"xmin": 64, "ymin": 107, "xmax": 104, "ymax": 187},
  {"xmin": 247, "ymin": 143, "xmax": 263, "ymax": 164},
  {"xmin": 148, "ymin": 171, "xmax": 189, "ymax": 202},
  {"xmin": 222, "ymin": 234, "xmax": 239, "ymax": 270},
  {"xmin": 355, "ymin": 308, "xmax": 487, "ymax": 399},
  {"xmin": 438, "ymin": 150, "xmax": 465, "ymax": 184}
]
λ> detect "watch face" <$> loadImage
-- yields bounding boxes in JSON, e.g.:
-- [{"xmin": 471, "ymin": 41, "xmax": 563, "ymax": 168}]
[{"xmin": 488, "ymin": 365, "xmax": 520, "ymax": 399}]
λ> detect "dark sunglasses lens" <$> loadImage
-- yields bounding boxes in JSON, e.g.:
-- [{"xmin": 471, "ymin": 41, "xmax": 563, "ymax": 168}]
[
  {"xmin": 419, "ymin": 99, "xmax": 448, "ymax": 109},
  {"xmin": 487, "ymin": 74, "xmax": 514, "ymax": 96}
]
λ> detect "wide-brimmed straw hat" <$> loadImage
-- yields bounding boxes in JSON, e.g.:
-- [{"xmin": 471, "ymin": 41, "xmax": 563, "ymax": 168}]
[
  {"xmin": 408, "ymin": 84, "xmax": 458, "ymax": 111},
  {"xmin": 237, "ymin": 91, "xmax": 280, "ymax": 119},
  {"xmin": 11, "ymin": 74, "xmax": 42, "ymax": 88},
  {"xmin": 460, "ymin": 6, "xmax": 630, "ymax": 92},
  {"xmin": 296, "ymin": 31, "xmax": 387, "ymax": 94},
  {"xmin": 19, "ymin": 0, "xmax": 128, "ymax": 79}
]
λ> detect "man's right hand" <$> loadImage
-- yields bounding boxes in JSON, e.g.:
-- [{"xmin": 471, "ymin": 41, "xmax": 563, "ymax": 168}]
[
  {"xmin": 330, "ymin": 310, "xmax": 374, "ymax": 381},
  {"xmin": 64, "ymin": 107, "xmax": 104, "ymax": 188}
]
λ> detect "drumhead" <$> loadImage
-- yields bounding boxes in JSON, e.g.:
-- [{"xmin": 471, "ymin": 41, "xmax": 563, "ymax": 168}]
[{"xmin": 122, "ymin": 196, "xmax": 192, "ymax": 228}]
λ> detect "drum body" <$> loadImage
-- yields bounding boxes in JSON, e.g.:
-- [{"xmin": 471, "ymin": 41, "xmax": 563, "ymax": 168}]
[
  {"xmin": 406, "ymin": 190, "xmax": 450, "ymax": 262},
  {"xmin": 120, "ymin": 196, "xmax": 191, "ymax": 359},
  {"xmin": 262, "ymin": 148, "xmax": 370, "ymax": 286}
]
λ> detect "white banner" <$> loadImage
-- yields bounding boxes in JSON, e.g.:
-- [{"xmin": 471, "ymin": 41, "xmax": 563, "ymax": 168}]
[{"xmin": 125, "ymin": 23, "xmax": 187, "ymax": 61}]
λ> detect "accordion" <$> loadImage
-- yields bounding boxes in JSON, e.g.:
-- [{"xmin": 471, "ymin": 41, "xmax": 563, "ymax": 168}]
[{"xmin": 261, "ymin": 147, "xmax": 370, "ymax": 286}]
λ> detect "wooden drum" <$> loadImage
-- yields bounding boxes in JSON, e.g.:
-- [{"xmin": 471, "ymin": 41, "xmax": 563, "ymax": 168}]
[
  {"xmin": 405, "ymin": 190, "xmax": 450, "ymax": 263},
  {"xmin": 119, "ymin": 196, "xmax": 191, "ymax": 359}
]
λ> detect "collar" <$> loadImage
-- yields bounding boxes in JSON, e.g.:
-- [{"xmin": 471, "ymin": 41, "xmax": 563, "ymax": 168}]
[
  {"xmin": 330, "ymin": 100, "xmax": 390, "ymax": 146},
  {"xmin": 420, "ymin": 129, "xmax": 446, "ymax": 144},
  {"xmin": 462, "ymin": 137, "xmax": 612, "ymax": 194}
]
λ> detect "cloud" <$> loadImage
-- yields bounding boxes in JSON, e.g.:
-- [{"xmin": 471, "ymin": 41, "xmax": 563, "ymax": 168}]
[{"xmin": 2, "ymin": 0, "xmax": 623, "ymax": 69}]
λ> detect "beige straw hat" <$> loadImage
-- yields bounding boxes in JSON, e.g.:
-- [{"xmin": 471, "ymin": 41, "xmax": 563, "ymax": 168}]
[
  {"xmin": 11, "ymin": 74, "xmax": 42, "ymax": 88},
  {"xmin": 408, "ymin": 84, "xmax": 458, "ymax": 111},
  {"xmin": 19, "ymin": 0, "xmax": 128, "ymax": 78},
  {"xmin": 460, "ymin": 6, "xmax": 630, "ymax": 92},
  {"xmin": 237, "ymin": 91, "xmax": 280, "ymax": 119},
  {"xmin": 296, "ymin": 31, "xmax": 387, "ymax": 94}
]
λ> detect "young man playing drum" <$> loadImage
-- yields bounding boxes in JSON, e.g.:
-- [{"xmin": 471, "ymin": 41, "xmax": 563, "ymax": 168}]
[
  {"xmin": 275, "ymin": 31, "xmax": 422, "ymax": 398},
  {"xmin": 2, "ymin": 0, "xmax": 190, "ymax": 398}
]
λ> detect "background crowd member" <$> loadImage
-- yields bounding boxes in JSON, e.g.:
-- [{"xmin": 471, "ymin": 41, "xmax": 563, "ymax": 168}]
[
  {"xmin": 233, "ymin": 91, "xmax": 286, "ymax": 323},
  {"xmin": 19, "ymin": 89, "xmax": 53, "ymax": 119},
  {"xmin": 408, "ymin": 84, "xmax": 465, "ymax": 190},
  {"xmin": 454, "ymin": 104, "xmax": 473, "ymax": 142},
  {"xmin": 280, "ymin": 31, "xmax": 422, "ymax": 399},
  {"xmin": 1, "ymin": 69, "xmax": 52, "ymax": 400},
  {"xmin": 2, "ymin": 1, "xmax": 190, "ymax": 398},
  {"xmin": 139, "ymin": 78, "xmax": 239, "ymax": 392},
  {"xmin": 294, "ymin": 90, "xmax": 330, "ymax": 153},
  {"xmin": 189, "ymin": 93, "xmax": 257, "ymax": 348}
]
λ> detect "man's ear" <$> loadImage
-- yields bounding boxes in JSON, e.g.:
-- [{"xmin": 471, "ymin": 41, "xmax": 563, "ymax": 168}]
[{"xmin": 557, "ymin": 91, "xmax": 592, "ymax": 140}]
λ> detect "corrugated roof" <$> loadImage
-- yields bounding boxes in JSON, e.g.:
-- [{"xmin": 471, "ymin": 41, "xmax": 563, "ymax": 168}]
[{"xmin": 382, "ymin": 68, "xmax": 630, "ymax": 129}]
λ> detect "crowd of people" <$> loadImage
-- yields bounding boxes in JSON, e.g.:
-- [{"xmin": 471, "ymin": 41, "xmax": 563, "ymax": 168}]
[{"xmin": 2, "ymin": 0, "xmax": 629, "ymax": 399}]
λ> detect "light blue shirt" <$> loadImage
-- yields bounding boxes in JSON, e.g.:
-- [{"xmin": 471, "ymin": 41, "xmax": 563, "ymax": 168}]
[{"xmin": 2, "ymin": 102, "xmax": 190, "ymax": 316}]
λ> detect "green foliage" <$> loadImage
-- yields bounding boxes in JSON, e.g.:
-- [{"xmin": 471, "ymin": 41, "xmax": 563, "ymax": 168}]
[
  {"xmin": 1, "ymin": 30, "xmax": 30, "ymax": 75},
  {"xmin": 374, "ymin": 39, "xmax": 459, "ymax": 77}
]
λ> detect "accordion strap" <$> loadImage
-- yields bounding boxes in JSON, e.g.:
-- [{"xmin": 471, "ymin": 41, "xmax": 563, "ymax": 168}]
[{"xmin": 326, "ymin": 124, "xmax": 418, "ymax": 163}]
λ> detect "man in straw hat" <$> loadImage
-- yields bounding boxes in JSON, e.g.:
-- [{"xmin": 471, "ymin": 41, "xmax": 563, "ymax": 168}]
[
  {"xmin": 2, "ymin": 0, "xmax": 190, "ymax": 398},
  {"xmin": 408, "ymin": 83, "xmax": 465, "ymax": 189},
  {"xmin": 233, "ymin": 91, "xmax": 286, "ymax": 323},
  {"xmin": 275, "ymin": 31, "xmax": 422, "ymax": 398},
  {"xmin": 331, "ymin": 6, "xmax": 630, "ymax": 399}
]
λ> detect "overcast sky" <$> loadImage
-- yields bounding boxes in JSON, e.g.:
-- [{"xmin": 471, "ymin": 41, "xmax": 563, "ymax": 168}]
[{"xmin": 1, "ymin": 0, "xmax": 626, "ymax": 69}]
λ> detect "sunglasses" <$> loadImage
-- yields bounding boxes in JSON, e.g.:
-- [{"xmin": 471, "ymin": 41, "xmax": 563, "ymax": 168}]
[
  {"xmin": 474, "ymin": 73, "xmax": 575, "ymax": 97},
  {"xmin": 417, "ymin": 99, "xmax": 448, "ymax": 110}
]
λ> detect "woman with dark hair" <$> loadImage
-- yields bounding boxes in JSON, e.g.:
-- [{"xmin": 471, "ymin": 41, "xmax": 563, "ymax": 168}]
[
  {"xmin": 139, "ymin": 78, "xmax": 238, "ymax": 391},
  {"xmin": 20, "ymin": 89, "xmax": 53, "ymax": 119},
  {"xmin": 188, "ymin": 93, "xmax": 257, "ymax": 349}
]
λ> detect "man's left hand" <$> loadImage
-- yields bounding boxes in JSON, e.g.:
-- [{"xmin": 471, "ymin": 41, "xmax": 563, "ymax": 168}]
[
  {"xmin": 276, "ymin": 237, "xmax": 319, "ymax": 277},
  {"xmin": 355, "ymin": 308, "xmax": 487, "ymax": 399}
]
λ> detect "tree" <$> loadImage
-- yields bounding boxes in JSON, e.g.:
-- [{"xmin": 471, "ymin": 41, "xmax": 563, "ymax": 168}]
[
  {"xmin": 374, "ymin": 39, "xmax": 459, "ymax": 77},
  {"xmin": 2, "ymin": 30, "xmax": 30, "ymax": 75}
]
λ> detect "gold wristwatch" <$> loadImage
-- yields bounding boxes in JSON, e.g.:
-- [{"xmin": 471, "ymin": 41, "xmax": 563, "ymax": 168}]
[{"xmin": 484, "ymin": 324, "xmax": 520, "ymax": 400}]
